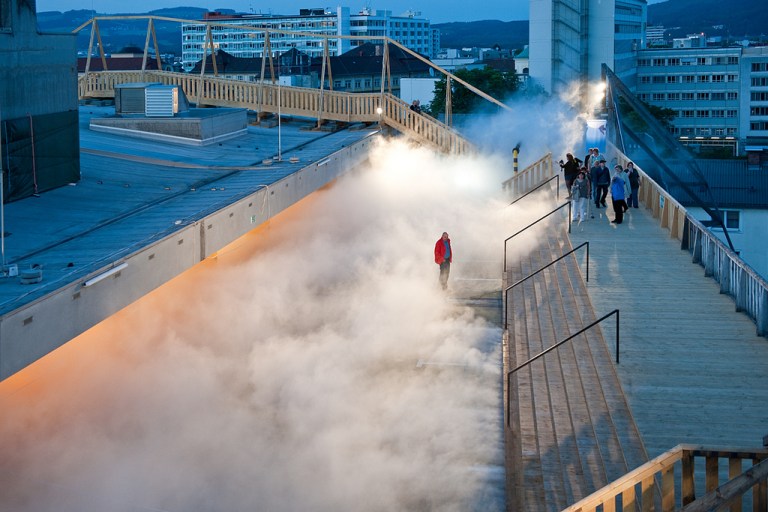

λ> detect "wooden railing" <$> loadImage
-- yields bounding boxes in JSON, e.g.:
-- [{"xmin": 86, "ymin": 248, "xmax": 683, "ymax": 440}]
[
  {"xmin": 501, "ymin": 152, "xmax": 555, "ymax": 198},
  {"xmin": 613, "ymin": 148, "xmax": 768, "ymax": 337},
  {"xmin": 77, "ymin": 70, "xmax": 473, "ymax": 155},
  {"xmin": 562, "ymin": 444, "xmax": 768, "ymax": 512}
]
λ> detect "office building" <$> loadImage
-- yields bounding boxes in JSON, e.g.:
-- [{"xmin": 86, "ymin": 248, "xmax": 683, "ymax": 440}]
[
  {"xmin": 529, "ymin": 0, "xmax": 646, "ymax": 103},
  {"xmin": 635, "ymin": 44, "xmax": 768, "ymax": 156}
]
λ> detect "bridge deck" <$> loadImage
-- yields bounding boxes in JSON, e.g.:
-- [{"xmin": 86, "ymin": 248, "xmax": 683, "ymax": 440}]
[{"xmin": 569, "ymin": 200, "xmax": 768, "ymax": 459}]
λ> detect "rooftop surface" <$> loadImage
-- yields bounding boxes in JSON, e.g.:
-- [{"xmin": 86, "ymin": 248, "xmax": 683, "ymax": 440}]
[{"xmin": 0, "ymin": 106, "xmax": 377, "ymax": 315}]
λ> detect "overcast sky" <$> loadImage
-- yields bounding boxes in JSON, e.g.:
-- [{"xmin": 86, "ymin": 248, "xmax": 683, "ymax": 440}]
[{"xmin": 36, "ymin": 0, "xmax": 667, "ymax": 24}]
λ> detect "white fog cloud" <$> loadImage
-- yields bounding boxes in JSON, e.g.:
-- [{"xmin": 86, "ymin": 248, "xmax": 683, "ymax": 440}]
[{"xmin": 0, "ymin": 118, "xmax": 571, "ymax": 511}]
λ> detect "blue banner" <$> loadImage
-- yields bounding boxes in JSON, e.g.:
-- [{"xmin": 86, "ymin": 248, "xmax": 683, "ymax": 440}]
[{"xmin": 585, "ymin": 119, "xmax": 607, "ymax": 155}]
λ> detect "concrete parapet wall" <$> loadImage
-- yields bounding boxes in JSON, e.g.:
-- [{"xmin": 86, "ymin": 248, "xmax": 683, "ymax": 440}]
[
  {"xmin": 89, "ymin": 109, "xmax": 248, "ymax": 146},
  {"xmin": 0, "ymin": 134, "xmax": 377, "ymax": 379}
]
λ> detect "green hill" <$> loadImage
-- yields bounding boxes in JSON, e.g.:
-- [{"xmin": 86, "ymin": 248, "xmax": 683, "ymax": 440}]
[
  {"xmin": 433, "ymin": 20, "xmax": 528, "ymax": 51},
  {"xmin": 647, "ymin": 0, "xmax": 767, "ymax": 40}
]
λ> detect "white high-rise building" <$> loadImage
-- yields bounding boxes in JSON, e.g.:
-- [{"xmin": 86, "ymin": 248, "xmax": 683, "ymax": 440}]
[
  {"xmin": 529, "ymin": 0, "xmax": 646, "ymax": 101},
  {"xmin": 181, "ymin": 8, "xmax": 438, "ymax": 72}
]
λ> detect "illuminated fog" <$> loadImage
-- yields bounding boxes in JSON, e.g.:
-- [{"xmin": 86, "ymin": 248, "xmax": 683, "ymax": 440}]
[{"xmin": 0, "ymin": 134, "xmax": 567, "ymax": 511}]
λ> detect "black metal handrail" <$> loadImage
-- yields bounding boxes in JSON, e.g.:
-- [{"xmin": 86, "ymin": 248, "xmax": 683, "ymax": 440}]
[
  {"xmin": 503, "ymin": 241, "xmax": 589, "ymax": 329},
  {"xmin": 508, "ymin": 174, "xmax": 560, "ymax": 206},
  {"xmin": 506, "ymin": 309, "xmax": 620, "ymax": 427},
  {"xmin": 503, "ymin": 202, "xmax": 571, "ymax": 271}
]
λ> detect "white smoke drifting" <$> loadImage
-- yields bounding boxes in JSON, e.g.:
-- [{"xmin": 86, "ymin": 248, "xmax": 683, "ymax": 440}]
[{"xmin": 0, "ymin": 135, "xmax": 567, "ymax": 512}]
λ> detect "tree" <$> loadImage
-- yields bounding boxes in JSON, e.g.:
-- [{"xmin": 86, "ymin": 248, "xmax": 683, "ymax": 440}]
[{"xmin": 428, "ymin": 66, "xmax": 519, "ymax": 116}]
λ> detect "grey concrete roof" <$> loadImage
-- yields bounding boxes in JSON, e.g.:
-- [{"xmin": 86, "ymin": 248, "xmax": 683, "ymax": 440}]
[{"xmin": 0, "ymin": 106, "xmax": 377, "ymax": 315}]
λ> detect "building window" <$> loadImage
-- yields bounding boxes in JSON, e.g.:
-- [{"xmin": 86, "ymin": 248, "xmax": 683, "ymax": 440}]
[
  {"xmin": 696, "ymin": 110, "xmax": 710, "ymax": 118},
  {"xmin": 697, "ymin": 92, "xmax": 710, "ymax": 100},
  {"xmin": 681, "ymin": 110, "xmax": 694, "ymax": 118},
  {"xmin": 682, "ymin": 92, "xmax": 694, "ymax": 101},
  {"xmin": 712, "ymin": 75, "xmax": 724, "ymax": 82},
  {"xmin": 712, "ymin": 210, "xmax": 741, "ymax": 231},
  {"xmin": 697, "ymin": 75, "xmax": 710, "ymax": 83},
  {"xmin": 727, "ymin": 92, "xmax": 738, "ymax": 100},
  {"xmin": 667, "ymin": 75, "xmax": 678, "ymax": 83},
  {"xmin": 683, "ymin": 75, "xmax": 695, "ymax": 83},
  {"xmin": 653, "ymin": 93, "xmax": 665, "ymax": 101},
  {"xmin": 728, "ymin": 56, "xmax": 739, "ymax": 65},
  {"xmin": 667, "ymin": 93, "xmax": 680, "ymax": 100},
  {"xmin": 711, "ymin": 92, "xmax": 725, "ymax": 101}
]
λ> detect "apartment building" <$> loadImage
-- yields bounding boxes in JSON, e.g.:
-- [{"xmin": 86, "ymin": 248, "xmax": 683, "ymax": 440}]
[{"xmin": 181, "ymin": 8, "xmax": 437, "ymax": 72}]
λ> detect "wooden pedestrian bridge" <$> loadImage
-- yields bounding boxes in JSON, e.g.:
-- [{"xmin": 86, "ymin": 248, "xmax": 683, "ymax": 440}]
[
  {"xmin": 501, "ymin": 153, "xmax": 768, "ymax": 511},
  {"xmin": 74, "ymin": 16, "xmax": 768, "ymax": 511},
  {"xmin": 74, "ymin": 16, "xmax": 495, "ymax": 155}
]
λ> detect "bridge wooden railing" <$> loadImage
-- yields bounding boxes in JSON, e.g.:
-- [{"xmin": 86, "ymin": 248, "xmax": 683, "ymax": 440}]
[
  {"xmin": 77, "ymin": 70, "xmax": 473, "ymax": 155},
  {"xmin": 613, "ymin": 149, "xmax": 768, "ymax": 337},
  {"xmin": 562, "ymin": 444, "xmax": 768, "ymax": 512},
  {"xmin": 501, "ymin": 152, "xmax": 555, "ymax": 197}
]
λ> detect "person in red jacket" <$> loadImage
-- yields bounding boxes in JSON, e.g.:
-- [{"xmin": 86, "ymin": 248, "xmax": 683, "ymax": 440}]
[{"xmin": 434, "ymin": 232, "xmax": 452, "ymax": 290}]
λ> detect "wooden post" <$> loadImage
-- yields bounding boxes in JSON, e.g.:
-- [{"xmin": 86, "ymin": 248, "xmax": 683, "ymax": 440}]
[
  {"xmin": 258, "ymin": 32, "xmax": 268, "ymax": 118},
  {"xmin": 141, "ymin": 18, "xmax": 152, "ymax": 75},
  {"xmin": 682, "ymin": 450, "xmax": 695, "ymax": 506},
  {"xmin": 265, "ymin": 32, "xmax": 275, "ymax": 83},
  {"xmin": 445, "ymin": 76, "xmax": 452, "ymax": 127},
  {"xmin": 150, "ymin": 18, "xmax": 162, "ymax": 71},
  {"xmin": 206, "ymin": 25, "xmax": 218, "ymax": 77},
  {"xmin": 317, "ymin": 37, "xmax": 328, "ymax": 128},
  {"xmin": 95, "ymin": 20, "xmax": 107, "ymax": 72}
]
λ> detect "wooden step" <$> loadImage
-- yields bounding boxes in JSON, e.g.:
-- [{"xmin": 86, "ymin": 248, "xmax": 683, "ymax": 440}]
[{"xmin": 505, "ymin": 224, "xmax": 648, "ymax": 511}]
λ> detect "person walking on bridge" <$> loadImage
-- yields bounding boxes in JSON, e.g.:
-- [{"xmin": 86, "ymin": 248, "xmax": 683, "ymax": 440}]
[
  {"xmin": 434, "ymin": 232, "xmax": 452, "ymax": 291},
  {"xmin": 591, "ymin": 158, "xmax": 610, "ymax": 209},
  {"xmin": 610, "ymin": 165, "xmax": 628, "ymax": 224},
  {"xmin": 559, "ymin": 153, "xmax": 582, "ymax": 196}
]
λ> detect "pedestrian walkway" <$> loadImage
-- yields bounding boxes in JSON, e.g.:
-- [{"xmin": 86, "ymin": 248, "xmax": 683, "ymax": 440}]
[{"xmin": 569, "ymin": 199, "xmax": 768, "ymax": 459}]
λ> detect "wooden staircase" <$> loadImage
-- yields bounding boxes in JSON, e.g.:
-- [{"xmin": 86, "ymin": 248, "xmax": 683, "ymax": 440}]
[{"xmin": 504, "ymin": 217, "xmax": 648, "ymax": 511}]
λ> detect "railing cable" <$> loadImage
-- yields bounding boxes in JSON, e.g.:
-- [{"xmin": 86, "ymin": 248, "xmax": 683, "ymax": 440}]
[
  {"xmin": 503, "ymin": 241, "xmax": 589, "ymax": 329},
  {"xmin": 503, "ymin": 201, "xmax": 571, "ymax": 271},
  {"xmin": 508, "ymin": 174, "xmax": 560, "ymax": 206},
  {"xmin": 506, "ymin": 309, "xmax": 620, "ymax": 427}
]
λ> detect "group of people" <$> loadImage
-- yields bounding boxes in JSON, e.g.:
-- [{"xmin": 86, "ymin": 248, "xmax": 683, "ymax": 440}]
[
  {"xmin": 432, "ymin": 152, "xmax": 640, "ymax": 290},
  {"xmin": 560, "ymin": 148, "xmax": 641, "ymax": 224}
]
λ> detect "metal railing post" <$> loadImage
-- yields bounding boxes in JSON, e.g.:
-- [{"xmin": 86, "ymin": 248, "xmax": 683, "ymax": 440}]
[{"xmin": 616, "ymin": 309, "xmax": 620, "ymax": 364}]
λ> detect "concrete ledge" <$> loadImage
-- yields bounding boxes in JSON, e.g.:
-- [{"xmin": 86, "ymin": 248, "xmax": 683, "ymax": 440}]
[
  {"xmin": 89, "ymin": 108, "xmax": 247, "ymax": 146},
  {"xmin": 0, "ymin": 134, "xmax": 378, "ymax": 379}
]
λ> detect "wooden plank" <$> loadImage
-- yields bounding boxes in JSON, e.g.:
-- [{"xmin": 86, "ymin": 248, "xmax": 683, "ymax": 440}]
[{"xmin": 569, "ymin": 203, "xmax": 768, "ymax": 461}]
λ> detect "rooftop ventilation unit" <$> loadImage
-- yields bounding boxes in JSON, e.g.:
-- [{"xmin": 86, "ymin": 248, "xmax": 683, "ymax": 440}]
[
  {"xmin": 145, "ymin": 85, "xmax": 180, "ymax": 117},
  {"xmin": 115, "ymin": 82, "xmax": 160, "ymax": 114},
  {"xmin": 115, "ymin": 83, "xmax": 189, "ymax": 117}
]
